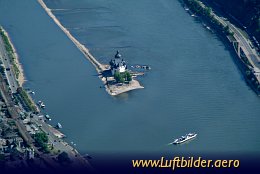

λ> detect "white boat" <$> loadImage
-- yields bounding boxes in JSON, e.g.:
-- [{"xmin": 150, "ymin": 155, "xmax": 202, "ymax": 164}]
[
  {"xmin": 170, "ymin": 133, "xmax": 197, "ymax": 145},
  {"xmin": 40, "ymin": 103, "xmax": 45, "ymax": 108},
  {"xmin": 56, "ymin": 123, "xmax": 62, "ymax": 129},
  {"xmin": 45, "ymin": 114, "xmax": 51, "ymax": 121},
  {"xmin": 38, "ymin": 101, "xmax": 46, "ymax": 108}
]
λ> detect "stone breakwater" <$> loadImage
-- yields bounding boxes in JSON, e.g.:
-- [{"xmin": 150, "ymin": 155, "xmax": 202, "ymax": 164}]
[{"xmin": 38, "ymin": 0, "xmax": 105, "ymax": 73}]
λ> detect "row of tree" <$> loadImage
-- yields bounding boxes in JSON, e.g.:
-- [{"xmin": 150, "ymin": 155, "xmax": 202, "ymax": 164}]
[
  {"xmin": 0, "ymin": 27, "xmax": 20, "ymax": 78},
  {"xmin": 183, "ymin": 0, "xmax": 233, "ymax": 35},
  {"xmin": 17, "ymin": 87, "xmax": 37, "ymax": 112},
  {"xmin": 0, "ymin": 27, "xmax": 13, "ymax": 54},
  {"xmin": 209, "ymin": 0, "xmax": 259, "ymax": 41}
]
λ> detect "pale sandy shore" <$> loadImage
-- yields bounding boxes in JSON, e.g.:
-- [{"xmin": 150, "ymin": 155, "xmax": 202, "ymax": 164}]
[
  {"xmin": 102, "ymin": 78, "xmax": 144, "ymax": 96},
  {"xmin": 38, "ymin": 0, "xmax": 144, "ymax": 96},
  {"xmin": 1, "ymin": 28, "xmax": 25, "ymax": 86},
  {"xmin": 109, "ymin": 81, "xmax": 144, "ymax": 96}
]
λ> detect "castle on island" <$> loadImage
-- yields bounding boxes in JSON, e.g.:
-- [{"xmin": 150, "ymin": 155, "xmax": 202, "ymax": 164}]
[{"xmin": 109, "ymin": 50, "xmax": 127, "ymax": 75}]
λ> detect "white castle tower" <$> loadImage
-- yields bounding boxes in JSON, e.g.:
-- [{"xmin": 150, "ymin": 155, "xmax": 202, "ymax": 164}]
[{"xmin": 109, "ymin": 50, "xmax": 127, "ymax": 75}]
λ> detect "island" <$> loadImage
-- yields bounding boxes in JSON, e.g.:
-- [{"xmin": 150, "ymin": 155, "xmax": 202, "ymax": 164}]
[
  {"xmin": 102, "ymin": 50, "xmax": 144, "ymax": 96},
  {"xmin": 38, "ymin": 0, "xmax": 144, "ymax": 96}
]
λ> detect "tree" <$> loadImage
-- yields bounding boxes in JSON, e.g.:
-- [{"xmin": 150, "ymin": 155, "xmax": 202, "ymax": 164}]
[
  {"xmin": 0, "ymin": 65, "xmax": 5, "ymax": 74},
  {"xmin": 205, "ymin": 7, "xmax": 212, "ymax": 16},
  {"xmin": 114, "ymin": 71, "xmax": 132, "ymax": 83},
  {"xmin": 125, "ymin": 71, "xmax": 132, "ymax": 82},
  {"xmin": 246, "ymin": 70, "xmax": 251, "ymax": 76},
  {"xmin": 34, "ymin": 132, "xmax": 48, "ymax": 144},
  {"xmin": 224, "ymin": 25, "xmax": 231, "ymax": 35},
  {"xmin": 58, "ymin": 151, "xmax": 71, "ymax": 164},
  {"xmin": 114, "ymin": 72, "xmax": 125, "ymax": 83},
  {"xmin": 34, "ymin": 132, "xmax": 49, "ymax": 153}
]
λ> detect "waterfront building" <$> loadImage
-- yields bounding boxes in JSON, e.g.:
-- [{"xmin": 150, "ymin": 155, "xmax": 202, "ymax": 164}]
[
  {"xmin": 109, "ymin": 50, "xmax": 127, "ymax": 75},
  {"xmin": 26, "ymin": 148, "xmax": 34, "ymax": 159},
  {"xmin": 0, "ymin": 138, "xmax": 7, "ymax": 153}
]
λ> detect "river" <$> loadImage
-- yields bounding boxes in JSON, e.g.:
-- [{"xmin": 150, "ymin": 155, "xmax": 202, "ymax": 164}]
[{"xmin": 0, "ymin": 0, "xmax": 259, "ymax": 158}]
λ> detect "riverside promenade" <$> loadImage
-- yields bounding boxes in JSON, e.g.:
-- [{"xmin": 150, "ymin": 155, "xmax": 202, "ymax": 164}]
[{"xmin": 38, "ymin": 0, "xmax": 144, "ymax": 96}]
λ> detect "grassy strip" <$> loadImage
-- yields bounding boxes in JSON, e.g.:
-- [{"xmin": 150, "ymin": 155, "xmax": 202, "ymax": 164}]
[
  {"xmin": 13, "ymin": 63, "xmax": 20, "ymax": 79},
  {"xmin": 17, "ymin": 87, "xmax": 37, "ymax": 112},
  {"xmin": 0, "ymin": 27, "xmax": 20, "ymax": 79},
  {"xmin": 0, "ymin": 27, "xmax": 14, "ymax": 53}
]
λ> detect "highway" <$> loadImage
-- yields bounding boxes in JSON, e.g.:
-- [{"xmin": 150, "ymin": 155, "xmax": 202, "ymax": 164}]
[{"xmin": 0, "ymin": 35, "xmax": 19, "ymax": 93}]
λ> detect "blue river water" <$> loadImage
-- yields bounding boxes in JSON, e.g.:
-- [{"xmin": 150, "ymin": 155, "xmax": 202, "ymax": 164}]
[{"xmin": 0, "ymin": 0, "xmax": 260, "ymax": 158}]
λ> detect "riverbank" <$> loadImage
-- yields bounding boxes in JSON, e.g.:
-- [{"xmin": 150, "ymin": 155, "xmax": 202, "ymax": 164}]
[
  {"xmin": 181, "ymin": 0, "xmax": 260, "ymax": 95},
  {"xmin": 0, "ymin": 27, "xmax": 25, "ymax": 86},
  {"xmin": 0, "ymin": 25, "xmax": 92, "ymax": 170},
  {"xmin": 38, "ymin": 0, "xmax": 144, "ymax": 96}
]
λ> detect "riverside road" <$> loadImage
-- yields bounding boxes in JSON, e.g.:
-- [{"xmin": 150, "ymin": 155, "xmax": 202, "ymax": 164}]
[
  {"xmin": 210, "ymin": 5, "xmax": 260, "ymax": 70},
  {"xmin": 0, "ymin": 31, "xmax": 92, "ymax": 170},
  {"xmin": 199, "ymin": 1, "xmax": 260, "ymax": 72},
  {"xmin": 0, "ymin": 35, "xmax": 18, "ymax": 93}
]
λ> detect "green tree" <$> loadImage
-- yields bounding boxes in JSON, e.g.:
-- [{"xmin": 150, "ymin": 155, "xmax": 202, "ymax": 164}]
[
  {"xmin": 205, "ymin": 7, "xmax": 212, "ymax": 16},
  {"xmin": 224, "ymin": 25, "xmax": 231, "ymax": 34},
  {"xmin": 114, "ymin": 72, "xmax": 125, "ymax": 83},
  {"xmin": 114, "ymin": 71, "xmax": 132, "ymax": 83},
  {"xmin": 125, "ymin": 71, "xmax": 132, "ymax": 82},
  {"xmin": 34, "ymin": 132, "xmax": 49, "ymax": 153},
  {"xmin": 58, "ymin": 151, "xmax": 71, "ymax": 164},
  {"xmin": 246, "ymin": 70, "xmax": 251, "ymax": 76},
  {"xmin": 34, "ymin": 132, "xmax": 48, "ymax": 143},
  {"xmin": 0, "ymin": 65, "xmax": 4, "ymax": 74}
]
